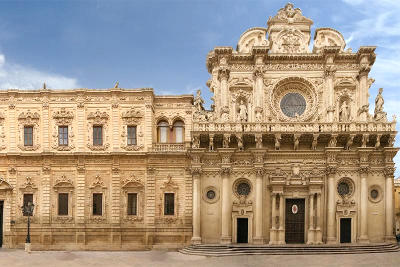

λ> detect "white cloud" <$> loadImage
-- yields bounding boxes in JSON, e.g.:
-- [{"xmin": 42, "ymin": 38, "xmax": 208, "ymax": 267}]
[{"xmin": 0, "ymin": 53, "xmax": 80, "ymax": 90}]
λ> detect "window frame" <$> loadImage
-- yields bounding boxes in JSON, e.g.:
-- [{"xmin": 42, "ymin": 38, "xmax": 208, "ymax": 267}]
[
  {"xmin": 127, "ymin": 193, "xmax": 138, "ymax": 216},
  {"xmin": 127, "ymin": 125, "xmax": 137, "ymax": 146},
  {"xmin": 92, "ymin": 193, "xmax": 103, "ymax": 216},
  {"xmin": 172, "ymin": 121, "xmax": 184, "ymax": 143},
  {"xmin": 164, "ymin": 192, "xmax": 175, "ymax": 216},
  {"xmin": 157, "ymin": 121, "xmax": 169, "ymax": 143},
  {"xmin": 92, "ymin": 125, "xmax": 103, "ymax": 146},
  {"xmin": 24, "ymin": 126, "xmax": 34, "ymax": 147},
  {"xmin": 23, "ymin": 193, "xmax": 34, "ymax": 216},
  {"xmin": 57, "ymin": 192, "xmax": 69, "ymax": 216},
  {"xmin": 58, "ymin": 125, "xmax": 69, "ymax": 146}
]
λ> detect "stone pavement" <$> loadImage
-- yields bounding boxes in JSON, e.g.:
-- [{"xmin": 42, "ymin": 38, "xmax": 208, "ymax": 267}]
[{"xmin": 1, "ymin": 248, "xmax": 400, "ymax": 267}]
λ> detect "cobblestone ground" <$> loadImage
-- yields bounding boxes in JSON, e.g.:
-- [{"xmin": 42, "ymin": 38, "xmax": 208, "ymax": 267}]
[{"xmin": 1, "ymin": 249, "xmax": 400, "ymax": 267}]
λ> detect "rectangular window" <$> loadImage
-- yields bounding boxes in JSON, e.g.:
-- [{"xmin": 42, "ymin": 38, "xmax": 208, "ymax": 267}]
[
  {"xmin": 23, "ymin": 194, "xmax": 33, "ymax": 216},
  {"xmin": 92, "ymin": 193, "xmax": 103, "ymax": 216},
  {"xmin": 127, "ymin": 126, "xmax": 137, "ymax": 146},
  {"xmin": 24, "ymin": 126, "xmax": 33, "ymax": 146},
  {"xmin": 58, "ymin": 193, "xmax": 69, "ymax": 216},
  {"xmin": 93, "ymin": 126, "xmax": 103, "ymax": 146},
  {"xmin": 58, "ymin": 126, "xmax": 69, "ymax": 146},
  {"xmin": 127, "ymin": 193, "xmax": 138, "ymax": 215},
  {"xmin": 164, "ymin": 193, "xmax": 175, "ymax": 215}
]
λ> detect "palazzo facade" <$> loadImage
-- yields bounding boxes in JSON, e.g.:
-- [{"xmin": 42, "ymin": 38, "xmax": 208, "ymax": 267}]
[{"xmin": 0, "ymin": 3, "xmax": 398, "ymax": 250}]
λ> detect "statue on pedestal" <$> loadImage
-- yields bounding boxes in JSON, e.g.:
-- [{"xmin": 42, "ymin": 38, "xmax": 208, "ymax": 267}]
[
  {"xmin": 339, "ymin": 101, "xmax": 350, "ymax": 122},
  {"xmin": 238, "ymin": 100, "xmax": 248, "ymax": 122},
  {"xmin": 374, "ymin": 88, "xmax": 387, "ymax": 121}
]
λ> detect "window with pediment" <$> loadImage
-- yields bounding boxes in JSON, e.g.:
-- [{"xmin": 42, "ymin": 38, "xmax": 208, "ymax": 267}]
[
  {"xmin": 18, "ymin": 176, "xmax": 39, "ymax": 222},
  {"xmin": 87, "ymin": 110, "xmax": 110, "ymax": 151},
  {"xmin": 121, "ymin": 173, "xmax": 144, "ymax": 222},
  {"xmin": 157, "ymin": 175, "xmax": 179, "ymax": 223},
  {"xmin": 52, "ymin": 108, "xmax": 75, "ymax": 151},
  {"xmin": 88, "ymin": 174, "xmax": 108, "ymax": 223},
  {"xmin": 52, "ymin": 174, "xmax": 74, "ymax": 223},
  {"xmin": 18, "ymin": 111, "xmax": 40, "ymax": 151},
  {"xmin": 121, "ymin": 107, "xmax": 144, "ymax": 151}
]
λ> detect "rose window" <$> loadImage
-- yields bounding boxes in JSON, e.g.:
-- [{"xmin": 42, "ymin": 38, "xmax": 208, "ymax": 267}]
[
  {"xmin": 280, "ymin": 92, "xmax": 306, "ymax": 118},
  {"xmin": 336, "ymin": 177, "xmax": 354, "ymax": 198},
  {"xmin": 206, "ymin": 190, "xmax": 216, "ymax": 200},
  {"xmin": 237, "ymin": 182, "xmax": 251, "ymax": 196}
]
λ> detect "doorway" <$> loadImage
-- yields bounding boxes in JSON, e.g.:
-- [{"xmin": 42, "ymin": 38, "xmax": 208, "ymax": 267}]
[
  {"xmin": 340, "ymin": 218, "xmax": 351, "ymax": 243},
  {"xmin": 285, "ymin": 198, "xmax": 305, "ymax": 244},
  {"xmin": 0, "ymin": 201, "xmax": 3, "ymax": 247},
  {"xmin": 237, "ymin": 218, "xmax": 248, "ymax": 243}
]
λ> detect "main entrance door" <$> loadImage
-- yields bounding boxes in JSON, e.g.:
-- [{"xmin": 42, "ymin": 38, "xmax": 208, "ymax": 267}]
[
  {"xmin": 340, "ymin": 218, "xmax": 351, "ymax": 243},
  {"xmin": 285, "ymin": 198, "xmax": 305, "ymax": 244},
  {"xmin": 0, "ymin": 201, "xmax": 3, "ymax": 247},
  {"xmin": 237, "ymin": 218, "xmax": 248, "ymax": 243}
]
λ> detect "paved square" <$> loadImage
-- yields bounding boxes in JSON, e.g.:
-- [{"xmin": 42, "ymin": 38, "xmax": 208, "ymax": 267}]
[{"xmin": 1, "ymin": 249, "xmax": 400, "ymax": 267}]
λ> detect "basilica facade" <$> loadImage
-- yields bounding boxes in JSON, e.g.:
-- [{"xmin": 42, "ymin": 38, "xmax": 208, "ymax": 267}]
[{"xmin": 0, "ymin": 3, "xmax": 398, "ymax": 250}]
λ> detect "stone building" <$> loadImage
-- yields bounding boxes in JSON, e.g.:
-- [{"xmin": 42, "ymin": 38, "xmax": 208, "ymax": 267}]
[
  {"xmin": 0, "ymin": 3, "xmax": 398, "ymax": 250},
  {"xmin": 395, "ymin": 178, "xmax": 400, "ymax": 236}
]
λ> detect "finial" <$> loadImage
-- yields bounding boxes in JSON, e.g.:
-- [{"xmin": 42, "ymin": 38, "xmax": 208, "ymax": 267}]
[
  {"xmin": 43, "ymin": 82, "xmax": 47, "ymax": 90},
  {"xmin": 114, "ymin": 81, "xmax": 119, "ymax": 88}
]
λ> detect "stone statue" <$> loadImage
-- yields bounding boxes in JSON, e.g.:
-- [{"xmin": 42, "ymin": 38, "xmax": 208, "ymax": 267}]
[
  {"xmin": 192, "ymin": 136, "xmax": 200, "ymax": 149},
  {"xmin": 374, "ymin": 88, "xmax": 387, "ymax": 121},
  {"xmin": 194, "ymin": 90, "xmax": 204, "ymax": 112},
  {"xmin": 275, "ymin": 135, "xmax": 281, "ymax": 150},
  {"xmin": 237, "ymin": 135, "xmax": 243, "ymax": 151},
  {"xmin": 311, "ymin": 136, "xmax": 317, "ymax": 150},
  {"xmin": 294, "ymin": 136, "xmax": 299, "ymax": 150},
  {"xmin": 223, "ymin": 135, "xmax": 230, "ymax": 148},
  {"xmin": 238, "ymin": 100, "xmax": 248, "ymax": 122},
  {"xmin": 345, "ymin": 136, "xmax": 353, "ymax": 150},
  {"xmin": 339, "ymin": 101, "xmax": 350, "ymax": 122}
]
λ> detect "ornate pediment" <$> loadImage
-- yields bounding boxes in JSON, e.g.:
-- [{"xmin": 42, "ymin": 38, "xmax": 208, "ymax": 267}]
[
  {"xmin": 20, "ymin": 176, "xmax": 37, "ymax": 190},
  {"xmin": 160, "ymin": 175, "xmax": 179, "ymax": 190},
  {"xmin": 0, "ymin": 177, "xmax": 13, "ymax": 191},
  {"xmin": 89, "ymin": 174, "xmax": 106, "ymax": 189},
  {"xmin": 53, "ymin": 175, "xmax": 74, "ymax": 188},
  {"xmin": 121, "ymin": 173, "xmax": 144, "ymax": 189},
  {"xmin": 87, "ymin": 110, "xmax": 109, "ymax": 124},
  {"xmin": 268, "ymin": 3, "xmax": 312, "ymax": 24},
  {"xmin": 121, "ymin": 107, "xmax": 144, "ymax": 124},
  {"xmin": 313, "ymin": 28, "xmax": 346, "ymax": 53},
  {"xmin": 18, "ymin": 110, "xmax": 40, "ymax": 124},
  {"xmin": 52, "ymin": 108, "xmax": 74, "ymax": 125}
]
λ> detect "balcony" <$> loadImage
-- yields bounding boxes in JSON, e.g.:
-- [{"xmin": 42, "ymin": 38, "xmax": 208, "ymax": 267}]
[{"xmin": 151, "ymin": 143, "xmax": 187, "ymax": 152}]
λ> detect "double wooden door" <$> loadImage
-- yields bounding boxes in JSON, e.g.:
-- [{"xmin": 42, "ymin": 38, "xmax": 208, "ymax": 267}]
[
  {"xmin": 0, "ymin": 201, "xmax": 3, "ymax": 247},
  {"xmin": 285, "ymin": 198, "xmax": 305, "ymax": 244}
]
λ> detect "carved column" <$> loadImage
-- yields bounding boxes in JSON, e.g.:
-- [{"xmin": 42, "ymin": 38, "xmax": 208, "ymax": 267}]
[
  {"xmin": 76, "ymin": 97, "xmax": 85, "ymax": 150},
  {"xmin": 359, "ymin": 165, "xmax": 370, "ymax": 243},
  {"xmin": 191, "ymin": 168, "xmax": 202, "ymax": 244},
  {"xmin": 326, "ymin": 165, "xmax": 337, "ymax": 244},
  {"xmin": 315, "ymin": 193, "xmax": 323, "ymax": 244},
  {"xmin": 220, "ymin": 166, "xmax": 232, "ymax": 244},
  {"xmin": 42, "ymin": 97, "xmax": 50, "ymax": 151},
  {"xmin": 269, "ymin": 193, "xmax": 277, "ymax": 245},
  {"xmin": 357, "ymin": 65, "xmax": 370, "ymax": 122},
  {"xmin": 41, "ymin": 164, "xmax": 51, "ymax": 225},
  {"xmin": 384, "ymin": 166, "xmax": 396, "ymax": 242},
  {"xmin": 76, "ymin": 160, "xmax": 86, "ymax": 225},
  {"xmin": 324, "ymin": 65, "xmax": 336, "ymax": 122},
  {"xmin": 254, "ymin": 167, "xmax": 264, "ymax": 244},
  {"xmin": 307, "ymin": 193, "xmax": 315, "ymax": 244},
  {"xmin": 111, "ymin": 158, "xmax": 121, "ymax": 225},
  {"xmin": 278, "ymin": 193, "xmax": 285, "ymax": 244},
  {"xmin": 218, "ymin": 66, "xmax": 230, "ymax": 109},
  {"xmin": 253, "ymin": 65, "xmax": 264, "ymax": 118},
  {"xmin": 8, "ymin": 99, "xmax": 17, "ymax": 152}
]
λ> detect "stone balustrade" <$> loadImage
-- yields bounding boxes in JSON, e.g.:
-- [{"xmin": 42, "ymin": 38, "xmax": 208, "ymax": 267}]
[
  {"xmin": 192, "ymin": 121, "xmax": 397, "ymax": 134},
  {"xmin": 151, "ymin": 143, "xmax": 186, "ymax": 152}
]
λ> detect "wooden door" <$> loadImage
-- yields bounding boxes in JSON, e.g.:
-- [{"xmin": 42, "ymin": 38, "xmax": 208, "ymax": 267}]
[
  {"xmin": 340, "ymin": 218, "xmax": 351, "ymax": 243},
  {"xmin": 0, "ymin": 201, "xmax": 3, "ymax": 247},
  {"xmin": 285, "ymin": 198, "xmax": 305, "ymax": 243},
  {"xmin": 237, "ymin": 218, "xmax": 248, "ymax": 243}
]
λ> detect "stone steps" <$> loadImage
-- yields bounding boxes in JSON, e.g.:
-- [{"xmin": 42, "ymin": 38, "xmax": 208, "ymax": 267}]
[{"xmin": 180, "ymin": 243, "xmax": 400, "ymax": 256}]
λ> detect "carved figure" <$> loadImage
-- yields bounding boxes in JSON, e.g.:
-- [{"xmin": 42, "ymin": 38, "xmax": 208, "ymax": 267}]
[
  {"xmin": 237, "ymin": 135, "xmax": 243, "ymax": 151},
  {"xmin": 275, "ymin": 135, "xmax": 281, "ymax": 150},
  {"xmin": 294, "ymin": 136, "xmax": 299, "ymax": 150},
  {"xmin": 311, "ymin": 136, "xmax": 318, "ymax": 150},
  {"xmin": 345, "ymin": 135, "xmax": 353, "ymax": 150},
  {"xmin": 192, "ymin": 136, "xmax": 200, "ymax": 149},
  {"xmin": 339, "ymin": 101, "xmax": 350, "ymax": 122},
  {"xmin": 375, "ymin": 135, "xmax": 381, "ymax": 149},
  {"xmin": 255, "ymin": 135, "xmax": 262, "ymax": 149},
  {"xmin": 193, "ymin": 90, "xmax": 204, "ymax": 112},
  {"xmin": 374, "ymin": 88, "xmax": 387, "ymax": 121},
  {"xmin": 329, "ymin": 136, "xmax": 337, "ymax": 147},
  {"xmin": 255, "ymin": 108, "xmax": 263, "ymax": 122},
  {"xmin": 238, "ymin": 100, "xmax": 248, "ymax": 122},
  {"xmin": 223, "ymin": 135, "xmax": 230, "ymax": 148},
  {"xmin": 361, "ymin": 135, "xmax": 368, "ymax": 147}
]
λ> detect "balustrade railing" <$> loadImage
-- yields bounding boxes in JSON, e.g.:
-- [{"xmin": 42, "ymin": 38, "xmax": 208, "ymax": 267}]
[
  {"xmin": 192, "ymin": 121, "xmax": 396, "ymax": 133},
  {"xmin": 151, "ymin": 143, "xmax": 186, "ymax": 152}
]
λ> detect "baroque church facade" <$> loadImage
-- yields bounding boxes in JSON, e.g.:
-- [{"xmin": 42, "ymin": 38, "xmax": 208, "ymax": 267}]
[{"xmin": 0, "ymin": 3, "xmax": 398, "ymax": 249}]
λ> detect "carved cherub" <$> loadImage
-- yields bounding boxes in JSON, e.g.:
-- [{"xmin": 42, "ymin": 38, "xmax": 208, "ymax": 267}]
[
  {"xmin": 311, "ymin": 136, "xmax": 318, "ymax": 150},
  {"xmin": 275, "ymin": 136, "xmax": 281, "ymax": 150},
  {"xmin": 193, "ymin": 90, "xmax": 204, "ymax": 112},
  {"xmin": 294, "ymin": 136, "xmax": 299, "ymax": 150},
  {"xmin": 345, "ymin": 136, "xmax": 353, "ymax": 150}
]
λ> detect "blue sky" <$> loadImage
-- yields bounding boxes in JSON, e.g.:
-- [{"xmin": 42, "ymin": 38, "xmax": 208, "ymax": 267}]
[{"xmin": 0, "ymin": 0, "xmax": 399, "ymax": 174}]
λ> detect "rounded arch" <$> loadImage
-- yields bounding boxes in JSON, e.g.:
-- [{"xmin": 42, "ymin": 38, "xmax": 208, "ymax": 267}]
[
  {"xmin": 172, "ymin": 119, "xmax": 185, "ymax": 143},
  {"xmin": 157, "ymin": 119, "xmax": 170, "ymax": 143}
]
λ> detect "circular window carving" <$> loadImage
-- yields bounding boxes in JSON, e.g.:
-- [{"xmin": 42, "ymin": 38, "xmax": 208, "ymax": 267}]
[
  {"xmin": 280, "ymin": 93, "xmax": 307, "ymax": 118},
  {"xmin": 368, "ymin": 185, "xmax": 383, "ymax": 203},
  {"xmin": 269, "ymin": 77, "xmax": 319, "ymax": 122},
  {"xmin": 202, "ymin": 186, "xmax": 219, "ymax": 204},
  {"xmin": 233, "ymin": 179, "xmax": 252, "ymax": 199},
  {"xmin": 336, "ymin": 177, "xmax": 354, "ymax": 198},
  {"xmin": 237, "ymin": 182, "xmax": 251, "ymax": 196},
  {"xmin": 206, "ymin": 190, "xmax": 216, "ymax": 200}
]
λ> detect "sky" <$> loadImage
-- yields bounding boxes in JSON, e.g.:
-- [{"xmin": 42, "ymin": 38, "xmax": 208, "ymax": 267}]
[{"xmin": 0, "ymin": 0, "xmax": 399, "ymax": 174}]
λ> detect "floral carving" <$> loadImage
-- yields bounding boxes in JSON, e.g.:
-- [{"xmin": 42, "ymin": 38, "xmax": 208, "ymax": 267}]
[
  {"xmin": 18, "ymin": 110, "xmax": 40, "ymax": 151},
  {"xmin": 87, "ymin": 110, "xmax": 110, "ymax": 151}
]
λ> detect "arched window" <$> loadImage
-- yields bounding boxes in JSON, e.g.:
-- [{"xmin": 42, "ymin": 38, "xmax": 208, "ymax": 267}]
[
  {"xmin": 173, "ymin": 121, "xmax": 184, "ymax": 143},
  {"xmin": 157, "ymin": 121, "xmax": 169, "ymax": 143}
]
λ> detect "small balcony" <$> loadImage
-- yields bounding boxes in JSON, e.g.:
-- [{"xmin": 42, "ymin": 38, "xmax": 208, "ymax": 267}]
[{"xmin": 151, "ymin": 143, "xmax": 187, "ymax": 152}]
